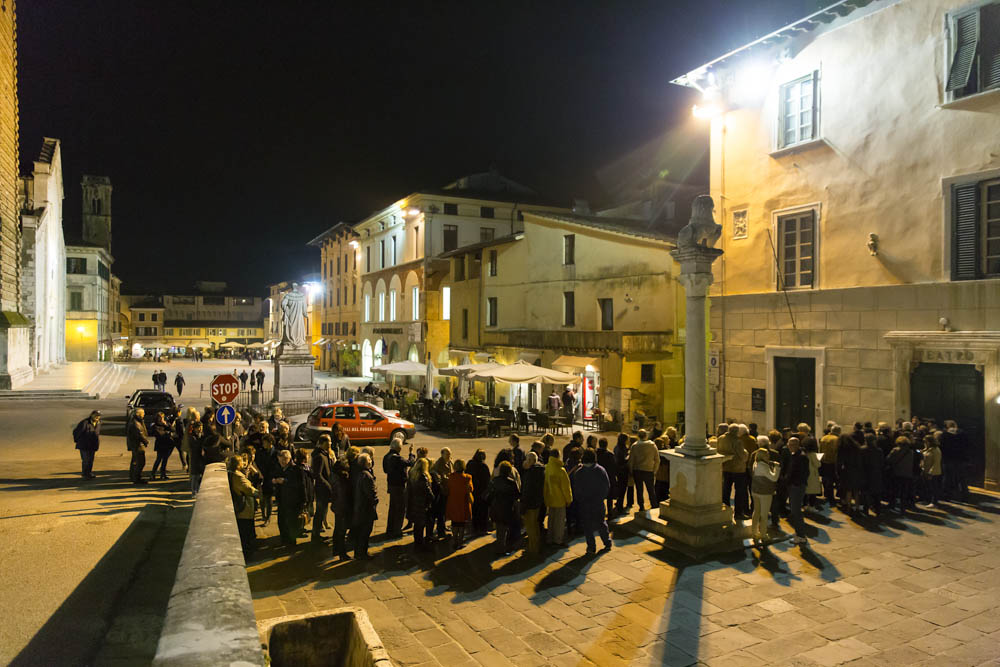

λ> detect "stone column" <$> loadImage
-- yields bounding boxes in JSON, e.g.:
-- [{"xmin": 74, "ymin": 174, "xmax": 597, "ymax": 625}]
[{"xmin": 651, "ymin": 242, "xmax": 747, "ymax": 554}]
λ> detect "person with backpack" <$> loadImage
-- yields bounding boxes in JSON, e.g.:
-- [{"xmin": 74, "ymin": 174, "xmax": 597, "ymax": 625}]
[
  {"xmin": 228, "ymin": 454, "xmax": 257, "ymax": 559},
  {"xmin": 73, "ymin": 410, "xmax": 101, "ymax": 480}
]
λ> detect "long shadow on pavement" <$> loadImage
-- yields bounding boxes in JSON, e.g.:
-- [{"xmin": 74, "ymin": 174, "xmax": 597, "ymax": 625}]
[{"xmin": 10, "ymin": 502, "xmax": 192, "ymax": 667}]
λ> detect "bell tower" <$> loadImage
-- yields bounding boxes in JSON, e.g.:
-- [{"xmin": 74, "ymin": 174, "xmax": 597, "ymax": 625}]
[{"xmin": 81, "ymin": 175, "xmax": 112, "ymax": 251}]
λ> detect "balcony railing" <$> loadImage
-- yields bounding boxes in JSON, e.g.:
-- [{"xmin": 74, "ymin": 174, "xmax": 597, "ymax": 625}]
[{"xmin": 480, "ymin": 329, "xmax": 673, "ymax": 353}]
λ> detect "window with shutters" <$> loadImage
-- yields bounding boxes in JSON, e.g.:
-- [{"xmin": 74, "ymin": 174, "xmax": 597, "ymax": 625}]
[
  {"xmin": 488, "ymin": 249, "xmax": 498, "ymax": 276},
  {"xmin": 778, "ymin": 72, "xmax": 819, "ymax": 149},
  {"xmin": 480, "ymin": 227, "xmax": 495, "ymax": 242},
  {"xmin": 776, "ymin": 210, "xmax": 815, "ymax": 289},
  {"xmin": 486, "ymin": 297, "xmax": 498, "ymax": 327},
  {"xmin": 69, "ymin": 291, "xmax": 83, "ymax": 310},
  {"xmin": 599, "ymin": 298, "xmax": 614, "ymax": 331},
  {"xmin": 461, "ymin": 309, "xmax": 469, "ymax": 340},
  {"xmin": 946, "ymin": 4, "xmax": 1000, "ymax": 100},
  {"xmin": 443, "ymin": 224, "xmax": 458, "ymax": 252},
  {"xmin": 563, "ymin": 234, "xmax": 575, "ymax": 265},
  {"xmin": 480, "ymin": 206, "xmax": 495, "ymax": 219},
  {"xmin": 453, "ymin": 256, "xmax": 466, "ymax": 281},
  {"xmin": 952, "ymin": 178, "xmax": 1000, "ymax": 279},
  {"xmin": 444, "ymin": 202, "xmax": 458, "ymax": 215},
  {"xmin": 563, "ymin": 292, "xmax": 575, "ymax": 327}
]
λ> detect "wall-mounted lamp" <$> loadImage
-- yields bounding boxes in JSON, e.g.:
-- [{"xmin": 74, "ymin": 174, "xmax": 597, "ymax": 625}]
[
  {"xmin": 624, "ymin": 293, "xmax": 633, "ymax": 304},
  {"xmin": 867, "ymin": 233, "xmax": 879, "ymax": 256},
  {"xmin": 939, "ymin": 317, "xmax": 952, "ymax": 332}
]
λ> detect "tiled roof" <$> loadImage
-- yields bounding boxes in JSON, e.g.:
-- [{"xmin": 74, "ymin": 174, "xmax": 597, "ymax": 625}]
[
  {"xmin": 38, "ymin": 138, "xmax": 58, "ymax": 164},
  {"xmin": 524, "ymin": 211, "xmax": 676, "ymax": 243}
]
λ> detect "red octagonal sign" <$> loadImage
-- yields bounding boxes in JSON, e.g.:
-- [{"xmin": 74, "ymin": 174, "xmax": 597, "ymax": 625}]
[{"xmin": 211, "ymin": 374, "xmax": 240, "ymax": 404}]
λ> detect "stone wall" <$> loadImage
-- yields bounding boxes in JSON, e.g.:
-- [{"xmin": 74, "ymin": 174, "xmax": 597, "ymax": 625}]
[
  {"xmin": 152, "ymin": 463, "xmax": 264, "ymax": 666},
  {"xmin": 0, "ymin": 1, "xmax": 18, "ymax": 313},
  {"xmin": 711, "ymin": 280, "xmax": 1000, "ymax": 429}
]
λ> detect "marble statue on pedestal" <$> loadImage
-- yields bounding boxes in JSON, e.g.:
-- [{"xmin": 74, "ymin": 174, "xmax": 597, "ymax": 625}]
[{"xmin": 280, "ymin": 284, "xmax": 307, "ymax": 349}]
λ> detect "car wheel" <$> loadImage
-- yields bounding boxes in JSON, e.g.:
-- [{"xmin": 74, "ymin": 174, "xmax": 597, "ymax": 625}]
[
  {"xmin": 389, "ymin": 429, "xmax": 406, "ymax": 445},
  {"xmin": 295, "ymin": 424, "xmax": 308, "ymax": 442}
]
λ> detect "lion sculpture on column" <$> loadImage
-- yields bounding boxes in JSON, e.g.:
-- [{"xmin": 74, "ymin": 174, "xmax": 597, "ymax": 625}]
[{"xmin": 676, "ymin": 194, "xmax": 722, "ymax": 249}]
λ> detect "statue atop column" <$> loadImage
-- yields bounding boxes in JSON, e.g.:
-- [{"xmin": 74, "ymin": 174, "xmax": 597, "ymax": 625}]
[
  {"xmin": 280, "ymin": 283, "xmax": 307, "ymax": 349},
  {"xmin": 676, "ymin": 194, "xmax": 722, "ymax": 249}
]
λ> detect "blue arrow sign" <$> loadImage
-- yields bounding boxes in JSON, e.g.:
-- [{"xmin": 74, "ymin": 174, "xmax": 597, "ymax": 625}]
[{"xmin": 216, "ymin": 404, "xmax": 236, "ymax": 426}]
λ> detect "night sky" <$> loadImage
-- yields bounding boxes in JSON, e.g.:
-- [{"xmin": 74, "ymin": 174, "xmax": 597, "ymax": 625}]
[{"xmin": 17, "ymin": 1, "xmax": 821, "ymax": 295}]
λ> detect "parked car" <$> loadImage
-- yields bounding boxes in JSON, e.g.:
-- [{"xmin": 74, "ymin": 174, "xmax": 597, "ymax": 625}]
[
  {"xmin": 303, "ymin": 401, "xmax": 415, "ymax": 445},
  {"xmin": 125, "ymin": 389, "xmax": 181, "ymax": 428}
]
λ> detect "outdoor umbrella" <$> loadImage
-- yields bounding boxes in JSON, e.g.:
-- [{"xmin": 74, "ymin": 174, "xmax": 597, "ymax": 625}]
[
  {"xmin": 467, "ymin": 359, "xmax": 581, "ymax": 384},
  {"xmin": 372, "ymin": 360, "xmax": 434, "ymax": 376},
  {"xmin": 440, "ymin": 362, "xmax": 505, "ymax": 400},
  {"xmin": 425, "ymin": 359, "xmax": 437, "ymax": 399},
  {"xmin": 219, "ymin": 341, "xmax": 245, "ymax": 349}
]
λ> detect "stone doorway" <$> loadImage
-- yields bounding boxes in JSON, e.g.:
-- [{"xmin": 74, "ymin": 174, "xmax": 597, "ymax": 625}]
[
  {"xmin": 911, "ymin": 362, "xmax": 986, "ymax": 487},
  {"xmin": 774, "ymin": 356, "xmax": 815, "ymax": 431}
]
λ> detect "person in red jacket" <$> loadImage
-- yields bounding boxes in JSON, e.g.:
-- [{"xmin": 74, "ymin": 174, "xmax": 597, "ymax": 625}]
[{"xmin": 446, "ymin": 459, "xmax": 474, "ymax": 548}]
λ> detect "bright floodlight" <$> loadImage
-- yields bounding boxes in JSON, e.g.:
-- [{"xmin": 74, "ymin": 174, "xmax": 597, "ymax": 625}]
[
  {"xmin": 693, "ymin": 103, "xmax": 722, "ymax": 119},
  {"xmin": 407, "ymin": 207, "xmax": 420, "ymax": 216}
]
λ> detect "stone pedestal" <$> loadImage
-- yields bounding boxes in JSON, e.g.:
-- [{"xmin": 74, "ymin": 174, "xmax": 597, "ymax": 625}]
[
  {"xmin": 657, "ymin": 451, "xmax": 747, "ymax": 554},
  {"xmin": 273, "ymin": 343, "xmax": 315, "ymax": 403}
]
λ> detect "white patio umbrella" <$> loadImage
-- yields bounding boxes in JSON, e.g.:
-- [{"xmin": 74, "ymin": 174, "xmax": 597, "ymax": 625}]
[
  {"xmin": 467, "ymin": 359, "xmax": 581, "ymax": 384},
  {"xmin": 372, "ymin": 360, "xmax": 435, "ymax": 376},
  {"xmin": 425, "ymin": 359, "xmax": 437, "ymax": 399},
  {"xmin": 440, "ymin": 362, "xmax": 505, "ymax": 400},
  {"xmin": 246, "ymin": 342, "xmax": 266, "ymax": 349},
  {"xmin": 219, "ymin": 341, "xmax": 244, "ymax": 349}
]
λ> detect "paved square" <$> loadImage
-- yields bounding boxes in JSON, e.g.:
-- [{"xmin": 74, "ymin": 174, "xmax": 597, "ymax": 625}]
[{"xmin": 248, "ymin": 441, "xmax": 1000, "ymax": 666}]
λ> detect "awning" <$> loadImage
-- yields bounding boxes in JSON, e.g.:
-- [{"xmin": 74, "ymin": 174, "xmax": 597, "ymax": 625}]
[
  {"xmin": 372, "ymin": 360, "xmax": 438, "ymax": 376},
  {"xmin": 219, "ymin": 341, "xmax": 244, "ymax": 348},
  {"xmin": 552, "ymin": 355, "xmax": 597, "ymax": 369},
  {"xmin": 439, "ymin": 362, "xmax": 504, "ymax": 377},
  {"xmin": 468, "ymin": 360, "xmax": 581, "ymax": 385}
]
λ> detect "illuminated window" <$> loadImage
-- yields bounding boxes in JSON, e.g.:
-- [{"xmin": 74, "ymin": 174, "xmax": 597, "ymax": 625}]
[
  {"xmin": 378, "ymin": 292, "xmax": 385, "ymax": 321},
  {"xmin": 364, "ymin": 294, "xmax": 371, "ymax": 322},
  {"xmin": 952, "ymin": 178, "xmax": 1000, "ymax": 279},
  {"xmin": 411, "ymin": 286, "xmax": 419, "ymax": 320},
  {"xmin": 389, "ymin": 289, "xmax": 397, "ymax": 321},
  {"xmin": 442, "ymin": 287, "xmax": 451, "ymax": 321},
  {"xmin": 778, "ymin": 72, "xmax": 819, "ymax": 149},
  {"xmin": 777, "ymin": 210, "xmax": 815, "ymax": 289},
  {"xmin": 391, "ymin": 236, "xmax": 397, "ymax": 265}
]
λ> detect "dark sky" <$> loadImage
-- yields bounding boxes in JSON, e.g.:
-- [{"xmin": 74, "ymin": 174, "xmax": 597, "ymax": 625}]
[{"xmin": 17, "ymin": 0, "xmax": 819, "ymax": 294}]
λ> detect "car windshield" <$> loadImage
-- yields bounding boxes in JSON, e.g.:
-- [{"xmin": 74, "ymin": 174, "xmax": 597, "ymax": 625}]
[
  {"xmin": 357, "ymin": 406, "xmax": 381, "ymax": 420},
  {"xmin": 139, "ymin": 395, "xmax": 173, "ymax": 410}
]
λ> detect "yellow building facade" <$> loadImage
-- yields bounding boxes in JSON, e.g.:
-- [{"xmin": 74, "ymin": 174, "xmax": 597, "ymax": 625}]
[
  {"xmin": 353, "ymin": 172, "xmax": 569, "ymax": 382},
  {"xmin": 675, "ymin": 0, "xmax": 1000, "ymax": 488},
  {"xmin": 443, "ymin": 210, "xmax": 690, "ymax": 427},
  {"xmin": 307, "ymin": 223, "xmax": 361, "ymax": 373}
]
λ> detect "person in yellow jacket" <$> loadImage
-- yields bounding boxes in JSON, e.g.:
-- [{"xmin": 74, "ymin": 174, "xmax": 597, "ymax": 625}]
[
  {"xmin": 227, "ymin": 455, "xmax": 257, "ymax": 559},
  {"xmin": 544, "ymin": 450, "xmax": 573, "ymax": 546}
]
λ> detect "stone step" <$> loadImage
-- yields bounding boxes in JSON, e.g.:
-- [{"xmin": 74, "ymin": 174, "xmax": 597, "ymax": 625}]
[{"xmin": 0, "ymin": 389, "xmax": 96, "ymax": 400}]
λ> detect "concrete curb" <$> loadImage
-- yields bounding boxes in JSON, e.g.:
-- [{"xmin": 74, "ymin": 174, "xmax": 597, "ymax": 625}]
[
  {"xmin": 257, "ymin": 607, "xmax": 393, "ymax": 667},
  {"xmin": 152, "ymin": 463, "xmax": 264, "ymax": 666}
]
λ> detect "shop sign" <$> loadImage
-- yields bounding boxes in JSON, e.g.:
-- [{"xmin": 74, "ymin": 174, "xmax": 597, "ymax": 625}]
[
  {"xmin": 708, "ymin": 350, "xmax": 720, "ymax": 388},
  {"xmin": 918, "ymin": 349, "xmax": 986, "ymax": 364},
  {"xmin": 751, "ymin": 387, "xmax": 766, "ymax": 412},
  {"xmin": 373, "ymin": 327, "xmax": 403, "ymax": 335}
]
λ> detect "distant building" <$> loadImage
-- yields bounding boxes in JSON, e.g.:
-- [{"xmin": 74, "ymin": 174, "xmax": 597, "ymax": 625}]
[
  {"xmin": 354, "ymin": 170, "xmax": 570, "ymax": 379},
  {"xmin": 122, "ymin": 284, "xmax": 267, "ymax": 357},
  {"xmin": 306, "ymin": 222, "xmax": 360, "ymax": 373},
  {"xmin": 65, "ymin": 176, "xmax": 118, "ymax": 361},
  {"xmin": 673, "ymin": 0, "xmax": 1000, "ymax": 488},
  {"xmin": 18, "ymin": 137, "xmax": 67, "ymax": 371},
  {"xmin": 0, "ymin": 2, "xmax": 32, "ymax": 388}
]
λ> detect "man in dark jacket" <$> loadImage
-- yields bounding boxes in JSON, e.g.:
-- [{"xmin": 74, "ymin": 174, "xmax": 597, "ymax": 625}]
[
  {"xmin": 256, "ymin": 369, "xmax": 265, "ymax": 391},
  {"xmin": 520, "ymin": 452, "xmax": 546, "ymax": 554},
  {"xmin": 785, "ymin": 437, "xmax": 810, "ymax": 544},
  {"xmin": 331, "ymin": 458, "xmax": 352, "ymax": 560},
  {"xmin": 352, "ymin": 453, "xmax": 378, "ymax": 560},
  {"xmin": 383, "ymin": 438, "xmax": 414, "ymax": 538},
  {"xmin": 150, "ymin": 412, "xmax": 176, "ymax": 480},
  {"xmin": 127, "ymin": 409, "xmax": 150, "ymax": 485},
  {"xmin": 73, "ymin": 410, "xmax": 101, "ymax": 479},
  {"xmin": 859, "ymin": 433, "xmax": 883, "ymax": 516},
  {"xmin": 311, "ymin": 435, "xmax": 334, "ymax": 542},
  {"xmin": 573, "ymin": 448, "xmax": 612, "ymax": 553},
  {"xmin": 939, "ymin": 420, "xmax": 968, "ymax": 501},
  {"xmin": 273, "ymin": 449, "xmax": 304, "ymax": 547},
  {"xmin": 239, "ymin": 370, "xmax": 249, "ymax": 390},
  {"xmin": 596, "ymin": 438, "xmax": 618, "ymax": 520}
]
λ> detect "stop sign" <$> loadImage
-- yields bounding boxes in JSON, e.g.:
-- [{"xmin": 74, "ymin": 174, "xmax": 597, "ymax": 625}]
[{"xmin": 211, "ymin": 374, "xmax": 240, "ymax": 404}]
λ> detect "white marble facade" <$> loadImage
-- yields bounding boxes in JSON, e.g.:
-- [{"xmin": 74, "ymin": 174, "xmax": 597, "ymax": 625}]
[{"xmin": 20, "ymin": 138, "xmax": 67, "ymax": 371}]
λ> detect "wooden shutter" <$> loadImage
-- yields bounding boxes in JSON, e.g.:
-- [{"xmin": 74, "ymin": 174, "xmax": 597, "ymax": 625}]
[
  {"xmin": 952, "ymin": 183, "xmax": 980, "ymax": 280},
  {"xmin": 982, "ymin": 4, "xmax": 1000, "ymax": 90},
  {"xmin": 947, "ymin": 11, "xmax": 980, "ymax": 92}
]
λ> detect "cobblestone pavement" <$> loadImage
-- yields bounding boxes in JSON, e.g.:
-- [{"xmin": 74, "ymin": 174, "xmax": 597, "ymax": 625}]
[{"xmin": 248, "ymin": 439, "xmax": 1000, "ymax": 666}]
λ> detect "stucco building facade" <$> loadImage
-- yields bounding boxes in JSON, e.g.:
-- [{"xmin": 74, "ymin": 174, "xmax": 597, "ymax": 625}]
[
  {"xmin": 355, "ymin": 172, "xmax": 569, "ymax": 380},
  {"xmin": 307, "ymin": 222, "xmax": 360, "ymax": 373},
  {"xmin": 442, "ymin": 210, "xmax": 690, "ymax": 426},
  {"xmin": 675, "ymin": 0, "xmax": 1000, "ymax": 488},
  {"xmin": 19, "ymin": 137, "xmax": 66, "ymax": 371}
]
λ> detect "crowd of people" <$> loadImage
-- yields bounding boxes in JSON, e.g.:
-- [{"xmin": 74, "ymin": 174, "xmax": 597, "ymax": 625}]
[
  {"xmin": 72, "ymin": 397, "xmax": 975, "ymax": 563},
  {"xmin": 720, "ymin": 418, "xmax": 973, "ymax": 546}
]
